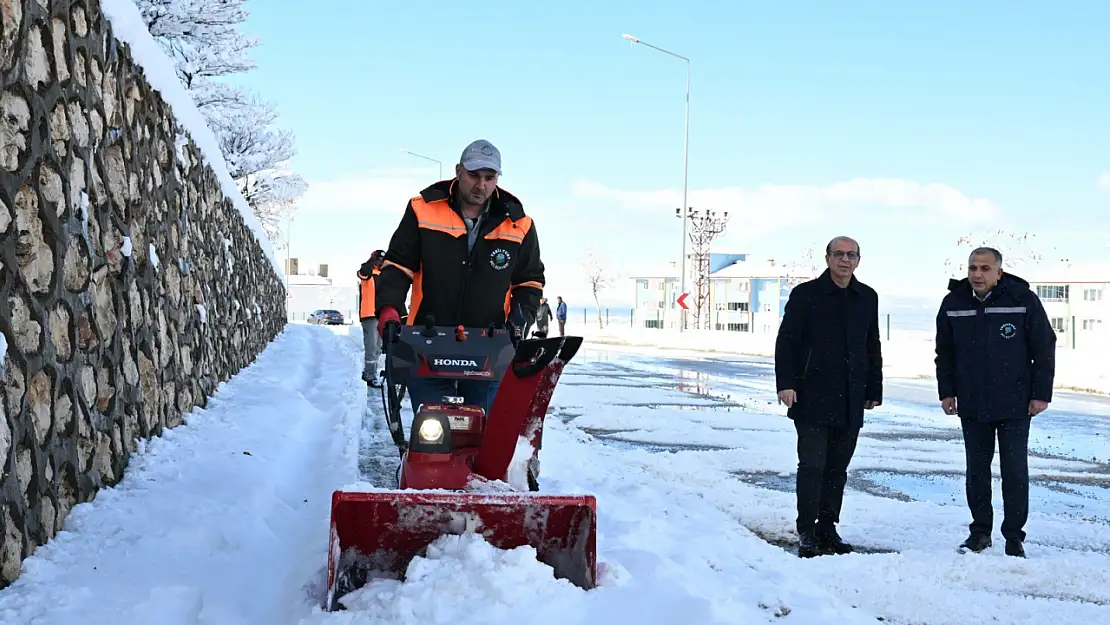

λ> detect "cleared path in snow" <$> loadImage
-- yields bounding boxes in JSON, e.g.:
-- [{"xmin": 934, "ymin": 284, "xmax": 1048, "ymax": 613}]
[{"xmin": 0, "ymin": 324, "xmax": 366, "ymax": 625}]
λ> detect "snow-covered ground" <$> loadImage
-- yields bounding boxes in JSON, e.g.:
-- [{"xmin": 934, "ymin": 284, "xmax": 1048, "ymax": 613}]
[
  {"xmin": 2, "ymin": 324, "xmax": 1108, "ymax": 624},
  {"xmin": 577, "ymin": 324, "xmax": 1110, "ymax": 395}
]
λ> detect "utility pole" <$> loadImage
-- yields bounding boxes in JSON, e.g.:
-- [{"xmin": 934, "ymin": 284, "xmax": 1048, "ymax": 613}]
[{"xmin": 679, "ymin": 207, "xmax": 729, "ymax": 330}]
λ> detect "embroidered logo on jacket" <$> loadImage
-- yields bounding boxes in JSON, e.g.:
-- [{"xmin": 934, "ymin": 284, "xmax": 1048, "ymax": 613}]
[
  {"xmin": 1000, "ymin": 322, "xmax": 1017, "ymax": 339},
  {"xmin": 490, "ymin": 248, "xmax": 511, "ymax": 270}
]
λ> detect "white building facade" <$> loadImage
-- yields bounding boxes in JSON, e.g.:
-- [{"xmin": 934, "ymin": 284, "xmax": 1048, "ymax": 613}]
[
  {"xmin": 284, "ymin": 258, "xmax": 359, "ymax": 322},
  {"xmin": 1025, "ymin": 262, "xmax": 1110, "ymax": 349},
  {"xmin": 1028, "ymin": 280, "xmax": 1109, "ymax": 349}
]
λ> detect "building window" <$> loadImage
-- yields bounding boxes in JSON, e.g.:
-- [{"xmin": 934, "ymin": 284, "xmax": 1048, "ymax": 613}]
[
  {"xmin": 1050, "ymin": 317, "xmax": 1068, "ymax": 332},
  {"xmin": 728, "ymin": 302, "xmax": 749, "ymax": 312},
  {"xmin": 637, "ymin": 279, "xmax": 648, "ymax": 289},
  {"xmin": 1083, "ymin": 319, "xmax": 1103, "ymax": 331},
  {"xmin": 1083, "ymin": 288, "xmax": 1104, "ymax": 301},
  {"xmin": 1037, "ymin": 285, "xmax": 1069, "ymax": 302},
  {"xmin": 724, "ymin": 323, "xmax": 748, "ymax": 332},
  {"xmin": 644, "ymin": 319, "xmax": 663, "ymax": 329}
]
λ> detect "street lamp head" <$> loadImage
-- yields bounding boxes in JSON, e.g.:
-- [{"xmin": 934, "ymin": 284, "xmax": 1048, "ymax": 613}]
[{"xmin": 621, "ymin": 33, "xmax": 639, "ymax": 43}]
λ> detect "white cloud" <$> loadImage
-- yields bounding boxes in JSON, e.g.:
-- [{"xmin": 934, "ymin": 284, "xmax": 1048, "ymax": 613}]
[
  {"xmin": 572, "ymin": 177, "xmax": 1002, "ymax": 238},
  {"xmin": 1098, "ymin": 172, "xmax": 1110, "ymax": 190}
]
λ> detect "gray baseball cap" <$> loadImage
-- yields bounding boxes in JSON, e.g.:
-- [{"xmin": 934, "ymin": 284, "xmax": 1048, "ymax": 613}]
[{"xmin": 459, "ymin": 139, "xmax": 502, "ymax": 174}]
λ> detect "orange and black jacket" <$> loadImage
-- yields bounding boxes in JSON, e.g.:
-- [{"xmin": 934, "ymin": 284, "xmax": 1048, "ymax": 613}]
[
  {"xmin": 376, "ymin": 180, "xmax": 545, "ymax": 329},
  {"xmin": 357, "ymin": 265, "xmax": 381, "ymax": 320}
]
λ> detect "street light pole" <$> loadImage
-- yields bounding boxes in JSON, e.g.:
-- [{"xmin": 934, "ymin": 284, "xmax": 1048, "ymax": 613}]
[
  {"xmin": 400, "ymin": 149, "xmax": 444, "ymax": 180},
  {"xmin": 622, "ymin": 33, "xmax": 691, "ymax": 332}
]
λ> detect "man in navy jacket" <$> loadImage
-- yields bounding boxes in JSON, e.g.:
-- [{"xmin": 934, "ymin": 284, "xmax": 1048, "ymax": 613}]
[
  {"xmin": 775, "ymin": 236, "xmax": 883, "ymax": 558},
  {"xmin": 935, "ymin": 246, "xmax": 1056, "ymax": 558}
]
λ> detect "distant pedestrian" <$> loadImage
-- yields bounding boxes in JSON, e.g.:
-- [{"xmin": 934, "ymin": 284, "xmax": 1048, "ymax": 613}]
[
  {"xmin": 533, "ymin": 297, "xmax": 554, "ymax": 338},
  {"xmin": 934, "ymin": 247, "xmax": 1056, "ymax": 558},
  {"xmin": 357, "ymin": 250, "xmax": 385, "ymax": 387},
  {"xmin": 555, "ymin": 296, "xmax": 567, "ymax": 336},
  {"xmin": 774, "ymin": 236, "xmax": 883, "ymax": 558}
]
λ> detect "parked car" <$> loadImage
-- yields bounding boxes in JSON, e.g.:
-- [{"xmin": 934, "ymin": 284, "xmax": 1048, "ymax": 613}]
[{"xmin": 308, "ymin": 309, "xmax": 345, "ymax": 325}]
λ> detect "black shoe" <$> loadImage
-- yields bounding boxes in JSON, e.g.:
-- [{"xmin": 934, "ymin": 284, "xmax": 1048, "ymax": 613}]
[
  {"xmin": 958, "ymin": 533, "xmax": 992, "ymax": 553},
  {"xmin": 798, "ymin": 532, "xmax": 821, "ymax": 558},
  {"xmin": 1005, "ymin": 539, "xmax": 1025, "ymax": 558},
  {"xmin": 816, "ymin": 526, "xmax": 855, "ymax": 555}
]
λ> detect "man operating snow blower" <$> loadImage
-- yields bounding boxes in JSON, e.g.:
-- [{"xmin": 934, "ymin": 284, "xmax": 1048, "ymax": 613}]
[
  {"xmin": 325, "ymin": 141, "xmax": 595, "ymax": 612},
  {"xmin": 375, "ymin": 139, "xmax": 544, "ymax": 414}
]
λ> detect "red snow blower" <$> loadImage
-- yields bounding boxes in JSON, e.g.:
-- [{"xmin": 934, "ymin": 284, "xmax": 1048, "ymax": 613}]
[{"xmin": 325, "ymin": 320, "xmax": 596, "ymax": 611}]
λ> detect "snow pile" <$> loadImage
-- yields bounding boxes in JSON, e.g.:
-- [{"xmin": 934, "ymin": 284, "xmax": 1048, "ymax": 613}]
[
  {"xmin": 99, "ymin": 0, "xmax": 284, "ymax": 281},
  {"xmin": 0, "ymin": 324, "xmax": 365, "ymax": 625},
  {"xmin": 329, "ymin": 533, "xmax": 586, "ymax": 620}
]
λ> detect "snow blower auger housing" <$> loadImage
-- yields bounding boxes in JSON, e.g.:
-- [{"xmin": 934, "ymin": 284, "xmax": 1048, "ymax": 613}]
[{"xmin": 326, "ymin": 320, "xmax": 595, "ymax": 611}]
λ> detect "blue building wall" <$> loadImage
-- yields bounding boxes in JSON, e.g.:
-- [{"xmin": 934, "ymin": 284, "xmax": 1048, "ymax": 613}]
[{"xmin": 748, "ymin": 277, "xmax": 794, "ymax": 317}]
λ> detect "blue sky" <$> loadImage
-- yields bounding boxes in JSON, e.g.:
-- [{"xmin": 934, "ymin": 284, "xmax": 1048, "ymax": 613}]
[{"xmin": 228, "ymin": 0, "xmax": 1110, "ymax": 306}]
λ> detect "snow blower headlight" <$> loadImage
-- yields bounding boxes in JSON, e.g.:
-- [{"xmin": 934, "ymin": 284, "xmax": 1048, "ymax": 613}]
[
  {"xmin": 418, "ymin": 418, "xmax": 444, "ymax": 443},
  {"xmin": 409, "ymin": 412, "xmax": 452, "ymax": 453}
]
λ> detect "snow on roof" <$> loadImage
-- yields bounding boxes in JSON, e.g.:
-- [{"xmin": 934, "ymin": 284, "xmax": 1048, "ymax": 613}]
[
  {"xmin": 101, "ymin": 0, "xmax": 284, "ymax": 283},
  {"xmin": 712, "ymin": 259, "xmax": 810, "ymax": 280}
]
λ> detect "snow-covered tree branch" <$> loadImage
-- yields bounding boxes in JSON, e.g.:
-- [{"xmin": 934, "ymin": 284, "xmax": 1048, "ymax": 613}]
[
  {"xmin": 943, "ymin": 230, "xmax": 1054, "ymax": 277},
  {"xmin": 135, "ymin": 0, "xmax": 307, "ymax": 246}
]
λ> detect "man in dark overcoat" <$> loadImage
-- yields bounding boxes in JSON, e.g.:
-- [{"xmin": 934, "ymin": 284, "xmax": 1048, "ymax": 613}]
[{"xmin": 775, "ymin": 235, "xmax": 883, "ymax": 558}]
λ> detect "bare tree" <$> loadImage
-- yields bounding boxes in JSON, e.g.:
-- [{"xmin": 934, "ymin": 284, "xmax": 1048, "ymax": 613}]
[
  {"xmin": 779, "ymin": 241, "xmax": 823, "ymax": 284},
  {"xmin": 943, "ymin": 230, "xmax": 1055, "ymax": 277},
  {"xmin": 582, "ymin": 249, "xmax": 610, "ymax": 329}
]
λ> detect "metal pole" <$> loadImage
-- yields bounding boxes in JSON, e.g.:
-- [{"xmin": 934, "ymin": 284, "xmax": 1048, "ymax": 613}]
[
  {"xmin": 622, "ymin": 34, "xmax": 691, "ymax": 332},
  {"xmin": 680, "ymin": 59, "xmax": 690, "ymax": 332}
]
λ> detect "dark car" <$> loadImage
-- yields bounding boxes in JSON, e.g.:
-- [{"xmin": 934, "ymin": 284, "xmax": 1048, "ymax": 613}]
[{"xmin": 308, "ymin": 309, "xmax": 345, "ymax": 325}]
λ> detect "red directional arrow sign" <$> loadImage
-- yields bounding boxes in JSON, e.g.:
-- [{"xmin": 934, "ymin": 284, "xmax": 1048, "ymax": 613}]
[{"xmin": 676, "ymin": 292, "xmax": 690, "ymax": 310}]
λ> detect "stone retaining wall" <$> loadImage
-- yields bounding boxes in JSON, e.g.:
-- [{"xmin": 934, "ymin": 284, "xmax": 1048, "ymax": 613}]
[{"xmin": 0, "ymin": 0, "xmax": 287, "ymax": 585}]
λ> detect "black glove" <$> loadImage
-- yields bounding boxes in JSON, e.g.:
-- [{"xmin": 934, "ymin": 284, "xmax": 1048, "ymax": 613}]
[{"xmin": 359, "ymin": 259, "xmax": 375, "ymax": 276}]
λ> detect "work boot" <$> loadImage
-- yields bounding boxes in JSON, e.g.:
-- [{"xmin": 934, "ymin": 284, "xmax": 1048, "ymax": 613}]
[
  {"xmin": 797, "ymin": 531, "xmax": 821, "ymax": 558},
  {"xmin": 1005, "ymin": 539, "xmax": 1025, "ymax": 558},
  {"xmin": 958, "ymin": 533, "xmax": 992, "ymax": 554},
  {"xmin": 816, "ymin": 525, "xmax": 855, "ymax": 555}
]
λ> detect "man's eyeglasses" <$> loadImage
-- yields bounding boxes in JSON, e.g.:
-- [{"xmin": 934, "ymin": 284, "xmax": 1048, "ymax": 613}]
[{"xmin": 830, "ymin": 251, "xmax": 859, "ymax": 260}]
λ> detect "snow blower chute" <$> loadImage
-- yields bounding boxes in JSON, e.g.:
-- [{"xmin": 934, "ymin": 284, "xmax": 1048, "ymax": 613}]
[{"xmin": 325, "ymin": 320, "xmax": 595, "ymax": 610}]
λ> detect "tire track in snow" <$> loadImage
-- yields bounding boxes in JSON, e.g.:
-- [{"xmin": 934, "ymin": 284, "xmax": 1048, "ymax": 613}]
[{"xmin": 0, "ymin": 324, "xmax": 367, "ymax": 625}]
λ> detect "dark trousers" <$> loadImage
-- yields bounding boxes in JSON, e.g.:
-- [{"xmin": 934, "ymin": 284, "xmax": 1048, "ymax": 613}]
[
  {"xmin": 960, "ymin": 417, "xmax": 1030, "ymax": 542},
  {"xmin": 794, "ymin": 421, "xmax": 860, "ymax": 535}
]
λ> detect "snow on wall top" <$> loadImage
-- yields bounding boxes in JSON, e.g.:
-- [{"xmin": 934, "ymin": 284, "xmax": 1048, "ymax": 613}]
[{"xmin": 99, "ymin": 0, "xmax": 286, "ymax": 283}]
